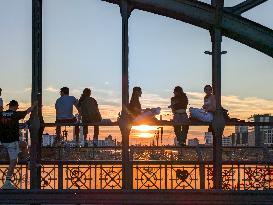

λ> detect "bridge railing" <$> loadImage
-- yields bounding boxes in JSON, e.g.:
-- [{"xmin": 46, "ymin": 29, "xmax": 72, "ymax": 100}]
[{"xmin": 0, "ymin": 159, "xmax": 272, "ymax": 191}]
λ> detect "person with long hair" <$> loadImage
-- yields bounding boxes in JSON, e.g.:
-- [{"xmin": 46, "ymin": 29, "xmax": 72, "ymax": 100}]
[
  {"xmin": 79, "ymin": 88, "xmax": 101, "ymax": 146},
  {"xmin": 128, "ymin": 87, "xmax": 142, "ymax": 118},
  {"xmin": 189, "ymin": 85, "xmax": 216, "ymax": 122},
  {"xmin": 169, "ymin": 86, "xmax": 189, "ymax": 146},
  {"xmin": 128, "ymin": 87, "xmax": 160, "ymax": 122}
]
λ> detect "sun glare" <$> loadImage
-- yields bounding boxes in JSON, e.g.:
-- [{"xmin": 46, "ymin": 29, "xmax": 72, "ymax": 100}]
[
  {"xmin": 132, "ymin": 125, "xmax": 158, "ymax": 132},
  {"xmin": 138, "ymin": 133, "xmax": 154, "ymax": 138}
]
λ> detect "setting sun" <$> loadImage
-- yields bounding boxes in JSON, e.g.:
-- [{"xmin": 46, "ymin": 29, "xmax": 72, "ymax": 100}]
[
  {"xmin": 132, "ymin": 125, "xmax": 158, "ymax": 132},
  {"xmin": 138, "ymin": 133, "xmax": 154, "ymax": 138}
]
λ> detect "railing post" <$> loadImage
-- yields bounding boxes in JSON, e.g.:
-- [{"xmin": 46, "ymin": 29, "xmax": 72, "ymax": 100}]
[
  {"xmin": 58, "ymin": 161, "xmax": 63, "ymax": 190},
  {"xmin": 211, "ymin": 0, "xmax": 225, "ymax": 190},
  {"xmin": 30, "ymin": 0, "xmax": 43, "ymax": 196},
  {"xmin": 119, "ymin": 0, "xmax": 133, "ymax": 190},
  {"xmin": 196, "ymin": 146, "xmax": 205, "ymax": 190}
]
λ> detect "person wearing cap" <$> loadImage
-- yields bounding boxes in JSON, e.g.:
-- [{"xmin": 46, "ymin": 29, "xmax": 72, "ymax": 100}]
[
  {"xmin": 0, "ymin": 88, "xmax": 3, "ymax": 112},
  {"xmin": 55, "ymin": 87, "xmax": 80, "ymax": 145},
  {"xmin": 0, "ymin": 100, "xmax": 37, "ymax": 189}
]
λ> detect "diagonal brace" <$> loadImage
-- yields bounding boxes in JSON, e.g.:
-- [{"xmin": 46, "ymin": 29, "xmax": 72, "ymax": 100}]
[{"xmin": 226, "ymin": 0, "xmax": 268, "ymax": 15}]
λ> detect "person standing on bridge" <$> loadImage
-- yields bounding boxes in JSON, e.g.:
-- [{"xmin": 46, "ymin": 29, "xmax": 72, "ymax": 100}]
[
  {"xmin": 0, "ymin": 100, "xmax": 37, "ymax": 189},
  {"xmin": 169, "ymin": 86, "xmax": 189, "ymax": 146}
]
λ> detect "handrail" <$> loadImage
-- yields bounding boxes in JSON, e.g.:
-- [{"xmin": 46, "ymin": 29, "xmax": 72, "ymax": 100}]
[
  {"xmin": 25, "ymin": 121, "xmax": 273, "ymax": 127},
  {"xmin": 0, "ymin": 159, "xmax": 272, "ymax": 165}
]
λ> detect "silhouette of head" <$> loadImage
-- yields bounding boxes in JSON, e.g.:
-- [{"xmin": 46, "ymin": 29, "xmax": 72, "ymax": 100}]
[
  {"xmin": 204, "ymin": 85, "xmax": 212, "ymax": 95},
  {"xmin": 60, "ymin": 87, "xmax": 69, "ymax": 96}
]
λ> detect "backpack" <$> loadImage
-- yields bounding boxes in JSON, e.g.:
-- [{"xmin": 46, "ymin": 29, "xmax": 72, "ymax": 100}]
[{"xmin": 222, "ymin": 107, "xmax": 230, "ymax": 121}]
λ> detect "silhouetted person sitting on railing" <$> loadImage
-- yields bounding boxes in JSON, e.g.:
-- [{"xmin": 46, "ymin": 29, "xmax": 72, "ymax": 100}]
[
  {"xmin": 189, "ymin": 85, "xmax": 216, "ymax": 122},
  {"xmin": 169, "ymin": 86, "xmax": 189, "ymax": 146},
  {"xmin": 79, "ymin": 88, "xmax": 102, "ymax": 147},
  {"xmin": 55, "ymin": 87, "xmax": 79, "ymax": 145},
  {"xmin": 0, "ymin": 100, "xmax": 37, "ymax": 189},
  {"xmin": 0, "ymin": 88, "xmax": 3, "ymax": 112},
  {"xmin": 128, "ymin": 87, "xmax": 160, "ymax": 123}
]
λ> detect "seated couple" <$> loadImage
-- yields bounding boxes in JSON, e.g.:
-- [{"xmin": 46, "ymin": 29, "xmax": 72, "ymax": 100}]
[
  {"xmin": 55, "ymin": 87, "xmax": 101, "ymax": 146},
  {"xmin": 127, "ymin": 85, "xmax": 216, "ymax": 146}
]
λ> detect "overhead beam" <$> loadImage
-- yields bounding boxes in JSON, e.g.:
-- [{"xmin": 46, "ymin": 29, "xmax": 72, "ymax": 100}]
[
  {"xmin": 226, "ymin": 0, "xmax": 268, "ymax": 15},
  {"xmin": 102, "ymin": 0, "xmax": 273, "ymax": 58}
]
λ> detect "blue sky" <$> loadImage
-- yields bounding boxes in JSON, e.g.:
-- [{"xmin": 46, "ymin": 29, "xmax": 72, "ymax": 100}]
[{"xmin": 0, "ymin": 0, "xmax": 273, "ymax": 122}]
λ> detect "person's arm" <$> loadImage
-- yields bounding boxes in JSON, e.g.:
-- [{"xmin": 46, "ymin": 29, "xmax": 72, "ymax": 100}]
[
  {"xmin": 206, "ymin": 95, "xmax": 216, "ymax": 112},
  {"xmin": 73, "ymin": 97, "xmax": 80, "ymax": 113},
  {"xmin": 26, "ymin": 101, "xmax": 38, "ymax": 115},
  {"xmin": 17, "ymin": 101, "xmax": 38, "ymax": 120}
]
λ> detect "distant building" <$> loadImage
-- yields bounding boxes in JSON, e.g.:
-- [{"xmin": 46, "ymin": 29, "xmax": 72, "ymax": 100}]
[
  {"xmin": 87, "ymin": 135, "xmax": 116, "ymax": 147},
  {"xmin": 188, "ymin": 138, "xmax": 199, "ymax": 146},
  {"xmin": 232, "ymin": 126, "xmax": 249, "ymax": 146},
  {"xmin": 204, "ymin": 132, "xmax": 213, "ymax": 145},
  {"xmin": 42, "ymin": 133, "xmax": 55, "ymax": 147},
  {"xmin": 264, "ymin": 128, "xmax": 273, "ymax": 146},
  {"xmin": 222, "ymin": 136, "xmax": 232, "ymax": 146},
  {"xmin": 248, "ymin": 114, "xmax": 273, "ymax": 146}
]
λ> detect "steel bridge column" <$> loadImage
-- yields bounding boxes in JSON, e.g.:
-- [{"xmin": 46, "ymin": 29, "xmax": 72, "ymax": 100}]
[
  {"xmin": 120, "ymin": 0, "xmax": 133, "ymax": 190},
  {"xmin": 30, "ymin": 0, "xmax": 43, "ymax": 195},
  {"xmin": 211, "ymin": 0, "xmax": 225, "ymax": 190}
]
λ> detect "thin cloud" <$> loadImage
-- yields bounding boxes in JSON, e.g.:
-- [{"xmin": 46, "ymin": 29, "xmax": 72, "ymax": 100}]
[
  {"xmin": 45, "ymin": 86, "xmax": 58, "ymax": 93},
  {"xmin": 24, "ymin": 87, "xmax": 31, "ymax": 92}
]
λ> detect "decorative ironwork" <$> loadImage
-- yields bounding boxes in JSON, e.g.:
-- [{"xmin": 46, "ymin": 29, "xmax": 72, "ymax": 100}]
[
  {"xmin": 65, "ymin": 165, "xmax": 93, "ymax": 189},
  {"xmin": 134, "ymin": 165, "xmax": 164, "ymax": 189},
  {"xmin": 0, "ymin": 162, "xmax": 273, "ymax": 190},
  {"xmin": 98, "ymin": 165, "xmax": 122, "ymax": 189},
  {"xmin": 63, "ymin": 165, "xmax": 122, "ymax": 189},
  {"xmin": 0, "ymin": 165, "xmax": 29, "ymax": 189},
  {"xmin": 41, "ymin": 165, "xmax": 58, "ymax": 189},
  {"xmin": 242, "ymin": 165, "xmax": 272, "ymax": 190},
  {"xmin": 206, "ymin": 165, "xmax": 238, "ymax": 190},
  {"xmin": 168, "ymin": 165, "xmax": 199, "ymax": 190}
]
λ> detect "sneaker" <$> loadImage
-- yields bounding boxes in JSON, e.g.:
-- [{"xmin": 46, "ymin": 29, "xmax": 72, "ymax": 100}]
[{"xmin": 2, "ymin": 180, "xmax": 16, "ymax": 190}]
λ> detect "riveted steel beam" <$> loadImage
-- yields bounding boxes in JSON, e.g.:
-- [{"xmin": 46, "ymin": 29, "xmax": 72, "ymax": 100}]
[
  {"xmin": 226, "ymin": 0, "xmax": 268, "ymax": 15},
  {"xmin": 102, "ymin": 0, "xmax": 273, "ymax": 57}
]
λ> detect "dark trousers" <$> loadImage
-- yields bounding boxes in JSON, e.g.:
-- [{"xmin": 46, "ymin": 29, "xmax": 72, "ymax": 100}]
[
  {"xmin": 174, "ymin": 125, "xmax": 189, "ymax": 145},
  {"xmin": 56, "ymin": 118, "xmax": 79, "ymax": 144},
  {"xmin": 83, "ymin": 125, "xmax": 99, "ymax": 141},
  {"xmin": 173, "ymin": 113, "xmax": 189, "ymax": 145}
]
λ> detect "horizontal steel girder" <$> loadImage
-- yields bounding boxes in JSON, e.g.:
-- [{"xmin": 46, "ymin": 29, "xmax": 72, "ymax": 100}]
[
  {"xmin": 102, "ymin": 0, "xmax": 273, "ymax": 57},
  {"xmin": 1, "ymin": 190, "xmax": 273, "ymax": 204}
]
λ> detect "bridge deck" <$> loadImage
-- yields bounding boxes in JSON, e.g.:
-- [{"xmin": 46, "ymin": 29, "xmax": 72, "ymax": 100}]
[{"xmin": 0, "ymin": 190, "xmax": 273, "ymax": 205}]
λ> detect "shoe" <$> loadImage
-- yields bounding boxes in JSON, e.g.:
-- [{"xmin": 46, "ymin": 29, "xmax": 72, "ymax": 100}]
[{"xmin": 2, "ymin": 180, "xmax": 16, "ymax": 190}]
